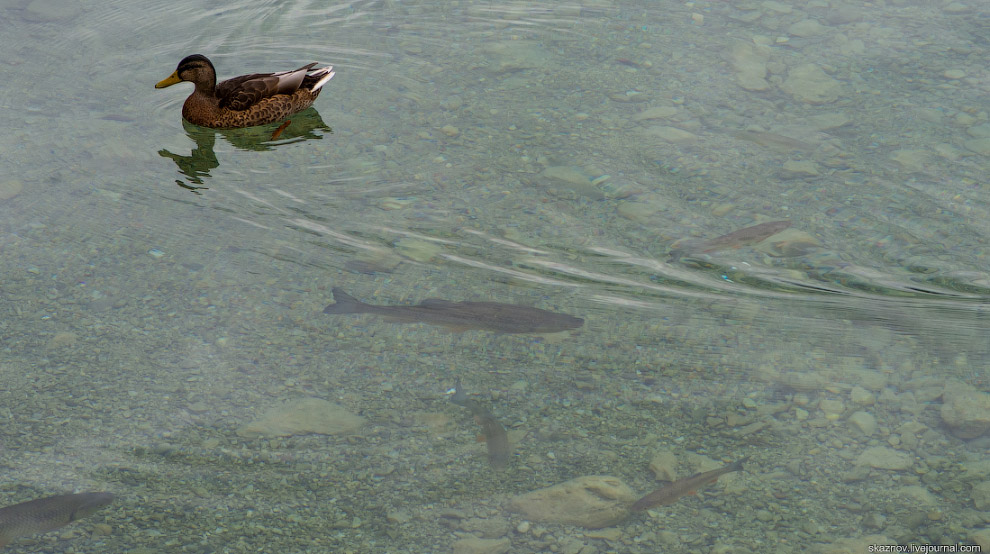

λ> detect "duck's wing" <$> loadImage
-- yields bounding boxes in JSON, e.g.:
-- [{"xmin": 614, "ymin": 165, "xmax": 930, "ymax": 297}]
[{"xmin": 217, "ymin": 63, "xmax": 318, "ymax": 111}]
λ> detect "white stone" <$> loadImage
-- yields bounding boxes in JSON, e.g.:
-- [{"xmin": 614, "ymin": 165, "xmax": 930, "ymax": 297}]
[
  {"xmin": 641, "ymin": 125, "xmax": 698, "ymax": 144},
  {"xmin": 781, "ymin": 64, "xmax": 843, "ymax": 104},
  {"xmin": 649, "ymin": 450, "xmax": 678, "ymax": 481},
  {"xmin": 452, "ymin": 537, "xmax": 511, "ymax": 554},
  {"xmin": 788, "ymin": 19, "xmax": 827, "ymax": 37},
  {"xmin": 237, "ymin": 397, "xmax": 364, "ymax": 438},
  {"xmin": 508, "ymin": 475, "xmax": 636, "ymax": 528},
  {"xmin": 848, "ymin": 411, "xmax": 877, "ymax": 436},
  {"xmin": 854, "ymin": 446, "xmax": 911, "ymax": 471},
  {"xmin": 941, "ymin": 380, "xmax": 990, "ymax": 438}
]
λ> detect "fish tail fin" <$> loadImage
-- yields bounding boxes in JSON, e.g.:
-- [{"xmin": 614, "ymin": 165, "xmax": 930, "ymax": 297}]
[
  {"xmin": 732, "ymin": 455, "xmax": 750, "ymax": 471},
  {"xmin": 323, "ymin": 288, "xmax": 366, "ymax": 314}
]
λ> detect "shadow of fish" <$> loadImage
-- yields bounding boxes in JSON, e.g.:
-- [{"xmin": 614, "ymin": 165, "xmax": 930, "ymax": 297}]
[
  {"xmin": 450, "ymin": 379, "xmax": 510, "ymax": 470},
  {"xmin": 631, "ymin": 457, "xmax": 747, "ymax": 511},
  {"xmin": 0, "ymin": 492, "xmax": 114, "ymax": 548},
  {"xmin": 324, "ymin": 288, "xmax": 583, "ymax": 334},
  {"xmin": 669, "ymin": 221, "xmax": 792, "ymax": 260}
]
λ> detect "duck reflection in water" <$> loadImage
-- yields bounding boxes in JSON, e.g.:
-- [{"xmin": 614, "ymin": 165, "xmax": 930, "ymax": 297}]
[{"xmin": 158, "ymin": 108, "xmax": 331, "ymax": 192}]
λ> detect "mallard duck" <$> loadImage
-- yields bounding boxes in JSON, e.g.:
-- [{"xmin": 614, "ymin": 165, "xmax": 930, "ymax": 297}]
[{"xmin": 155, "ymin": 54, "xmax": 334, "ymax": 129}]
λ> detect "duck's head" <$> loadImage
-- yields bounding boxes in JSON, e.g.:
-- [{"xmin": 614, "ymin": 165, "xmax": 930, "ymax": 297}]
[{"xmin": 155, "ymin": 54, "xmax": 217, "ymax": 91}]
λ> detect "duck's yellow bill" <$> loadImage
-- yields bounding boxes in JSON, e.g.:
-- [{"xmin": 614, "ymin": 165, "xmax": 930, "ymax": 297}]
[{"xmin": 155, "ymin": 71, "xmax": 181, "ymax": 88}]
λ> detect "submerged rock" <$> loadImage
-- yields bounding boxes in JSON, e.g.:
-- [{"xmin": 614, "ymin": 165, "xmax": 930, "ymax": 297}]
[
  {"xmin": 237, "ymin": 397, "xmax": 364, "ymax": 438},
  {"xmin": 0, "ymin": 180, "xmax": 22, "ymax": 201},
  {"xmin": 452, "ymin": 537, "xmax": 510, "ymax": 554},
  {"xmin": 540, "ymin": 166, "xmax": 602, "ymax": 199},
  {"xmin": 507, "ymin": 475, "xmax": 636, "ymax": 528},
  {"xmin": 941, "ymin": 380, "xmax": 990, "ymax": 439},
  {"xmin": 973, "ymin": 481, "xmax": 990, "ymax": 510},
  {"xmin": 729, "ymin": 42, "xmax": 770, "ymax": 91},
  {"xmin": 781, "ymin": 63, "xmax": 842, "ymax": 104},
  {"xmin": 649, "ymin": 450, "xmax": 679, "ymax": 481},
  {"xmin": 482, "ymin": 41, "xmax": 550, "ymax": 73},
  {"xmin": 854, "ymin": 446, "xmax": 911, "ymax": 471}
]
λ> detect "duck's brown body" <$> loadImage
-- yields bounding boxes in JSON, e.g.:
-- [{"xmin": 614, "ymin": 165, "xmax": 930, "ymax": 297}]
[{"xmin": 156, "ymin": 54, "xmax": 334, "ymax": 129}]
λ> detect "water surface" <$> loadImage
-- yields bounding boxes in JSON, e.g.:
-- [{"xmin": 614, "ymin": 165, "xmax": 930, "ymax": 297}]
[{"xmin": 1, "ymin": 0, "xmax": 988, "ymax": 551}]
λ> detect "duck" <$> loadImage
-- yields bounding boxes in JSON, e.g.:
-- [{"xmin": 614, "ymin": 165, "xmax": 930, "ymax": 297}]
[{"xmin": 155, "ymin": 54, "xmax": 335, "ymax": 129}]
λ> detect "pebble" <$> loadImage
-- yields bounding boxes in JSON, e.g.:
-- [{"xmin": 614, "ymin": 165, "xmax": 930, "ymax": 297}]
[
  {"xmin": 889, "ymin": 149, "xmax": 931, "ymax": 172},
  {"xmin": 616, "ymin": 198, "xmax": 661, "ymax": 223},
  {"xmin": 943, "ymin": 69, "xmax": 966, "ymax": 79},
  {"xmin": 761, "ymin": 1, "xmax": 792, "ymax": 14},
  {"xmin": 237, "ymin": 397, "xmax": 364, "ymax": 438},
  {"xmin": 0, "ymin": 180, "xmax": 22, "ymax": 200},
  {"xmin": 943, "ymin": 2, "xmax": 971, "ymax": 13},
  {"xmin": 641, "ymin": 125, "xmax": 698, "ymax": 144},
  {"xmin": 968, "ymin": 123, "xmax": 990, "ymax": 138},
  {"xmin": 963, "ymin": 137, "xmax": 990, "ymax": 156},
  {"xmin": 648, "ymin": 449, "xmax": 678, "ymax": 481},
  {"xmin": 380, "ymin": 197, "xmax": 415, "ymax": 211},
  {"xmin": 940, "ymin": 380, "xmax": 990, "ymax": 438},
  {"xmin": 808, "ymin": 112, "xmax": 851, "ymax": 130},
  {"xmin": 515, "ymin": 520, "xmax": 530, "ymax": 534},
  {"xmin": 850, "ymin": 386, "xmax": 875, "ymax": 406},
  {"xmin": 898, "ymin": 485, "xmax": 937, "ymax": 506},
  {"xmin": 788, "ymin": 19, "xmax": 827, "ymax": 37},
  {"xmin": 452, "ymin": 537, "xmax": 510, "ymax": 554},
  {"xmin": 508, "ymin": 475, "xmax": 636, "ymax": 528},
  {"xmin": 971, "ymin": 481, "xmax": 990, "ymax": 510},
  {"xmin": 729, "ymin": 43, "xmax": 770, "ymax": 92},
  {"xmin": 779, "ymin": 160, "xmax": 819, "ymax": 178},
  {"xmin": 607, "ymin": 90, "xmax": 649, "ymax": 103},
  {"xmin": 848, "ymin": 411, "xmax": 877, "ymax": 436},
  {"xmin": 819, "ymin": 398, "xmax": 845, "ymax": 417},
  {"xmin": 781, "ymin": 63, "xmax": 843, "ymax": 104},
  {"xmin": 974, "ymin": 531, "xmax": 990, "ymax": 554},
  {"xmin": 540, "ymin": 166, "xmax": 602, "ymax": 199},
  {"xmin": 854, "ymin": 446, "xmax": 912, "ymax": 471},
  {"xmin": 440, "ymin": 125, "xmax": 460, "ymax": 137},
  {"xmin": 92, "ymin": 523, "xmax": 112, "ymax": 536},
  {"xmin": 633, "ymin": 106, "xmax": 678, "ymax": 121},
  {"xmin": 482, "ymin": 41, "xmax": 550, "ymax": 73}
]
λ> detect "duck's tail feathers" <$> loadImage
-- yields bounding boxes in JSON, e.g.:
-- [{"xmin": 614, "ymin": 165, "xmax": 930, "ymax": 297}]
[{"xmin": 310, "ymin": 67, "xmax": 335, "ymax": 92}]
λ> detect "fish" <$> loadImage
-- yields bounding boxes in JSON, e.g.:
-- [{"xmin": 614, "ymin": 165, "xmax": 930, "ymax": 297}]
[
  {"xmin": 631, "ymin": 457, "xmax": 746, "ymax": 511},
  {"xmin": 0, "ymin": 492, "xmax": 114, "ymax": 548},
  {"xmin": 450, "ymin": 379, "xmax": 510, "ymax": 470},
  {"xmin": 669, "ymin": 220, "xmax": 792, "ymax": 259},
  {"xmin": 324, "ymin": 288, "xmax": 583, "ymax": 334}
]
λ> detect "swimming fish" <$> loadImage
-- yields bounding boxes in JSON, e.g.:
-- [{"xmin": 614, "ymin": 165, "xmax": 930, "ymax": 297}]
[
  {"xmin": 324, "ymin": 288, "xmax": 583, "ymax": 334},
  {"xmin": 631, "ymin": 457, "xmax": 746, "ymax": 511},
  {"xmin": 669, "ymin": 220, "xmax": 792, "ymax": 259},
  {"xmin": 450, "ymin": 379, "xmax": 510, "ymax": 470},
  {"xmin": 0, "ymin": 492, "xmax": 114, "ymax": 548}
]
